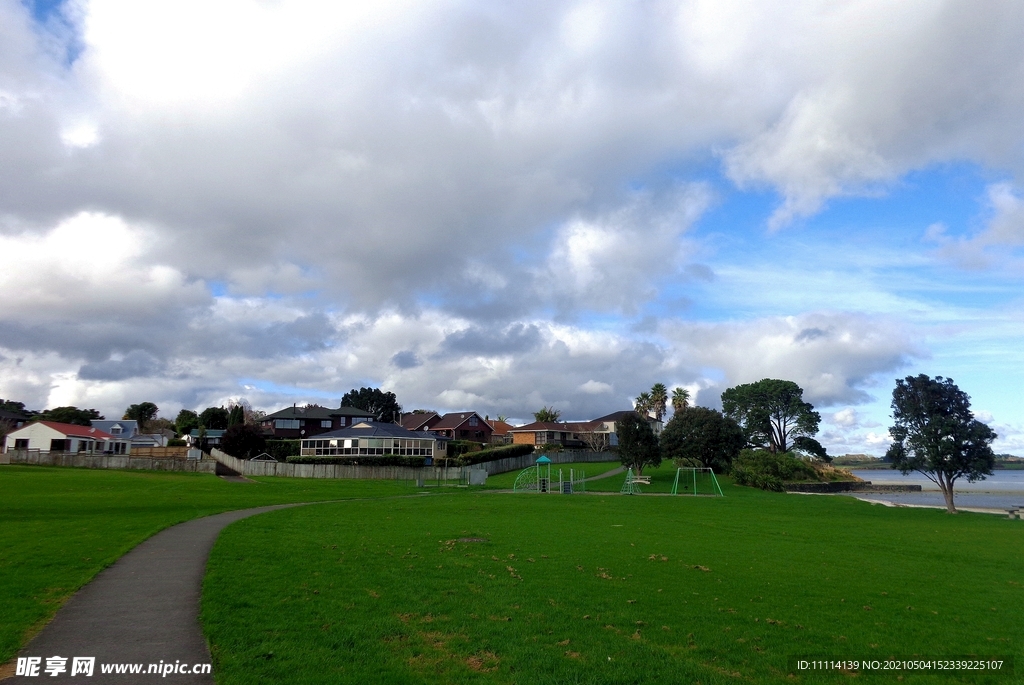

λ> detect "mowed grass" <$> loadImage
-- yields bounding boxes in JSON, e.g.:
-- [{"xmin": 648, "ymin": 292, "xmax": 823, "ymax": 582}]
[
  {"xmin": 0, "ymin": 465, "xmax": 417, "ymax": 663},
  {"xmin": 203, "ymin": 484, "xmax": 1024, "ymax": 684},
  {"xmin": 483, "ymin": 461, "xmax": 623, "ymax": 489}
]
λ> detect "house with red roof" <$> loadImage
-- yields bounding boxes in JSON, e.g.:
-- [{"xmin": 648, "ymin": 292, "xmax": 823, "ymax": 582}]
[
  {"xmin": 400, "ymin": 411, "xmax": 442, "ymax": 432},
  {"xmin": 429, "ymin": 412, "xmax": 493, "ymax": 442},
  {"xmin": 2, "ymin": 421, "xmax": 128, "ymax": 454}
]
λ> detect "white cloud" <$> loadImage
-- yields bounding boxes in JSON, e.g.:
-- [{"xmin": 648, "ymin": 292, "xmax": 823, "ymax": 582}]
[{"xmin": 579, "ymin": 380, "xmax": 612, "ymax": 394}]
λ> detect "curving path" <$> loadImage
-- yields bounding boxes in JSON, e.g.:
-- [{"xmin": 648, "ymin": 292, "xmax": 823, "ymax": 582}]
[{"xmin": 7, "ymin": 504, "xmax": 302, "ymax": 683}]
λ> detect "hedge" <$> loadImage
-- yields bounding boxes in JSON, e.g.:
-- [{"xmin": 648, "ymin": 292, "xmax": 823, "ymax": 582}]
[
  {"xmin": 285, "ymin": 453, "xmax": 428, "ymax": 467},
  {"xmin": 265, "ymin": 440, "xmax": 300, "ymax": 461},
  {"xmin": 454, "ymin": 444, "xmax": 534, "ymax": 466},
  {"xmin": 731, "ymin": 449, "xmax": 818, "ymax": 491}
]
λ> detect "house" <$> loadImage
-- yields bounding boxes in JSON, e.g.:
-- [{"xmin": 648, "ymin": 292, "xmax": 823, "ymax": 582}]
[
  {"xmin": 400, "ymin": 412, "xmax": 441, "ymax": 432},
  {"xmin": 590, "ymin": 410, "xmax": 664, "ymax": 443},
  {"xmin": 299, "ymin": 421, "xmax": 443, "ymax": 459},
  {"xmin": 429, "ymin": 412, "xmax": 493, "ymax": 442},
  {"xmin": 507, "ymin": 421, "xmax": 595, "ymax": 448},
  {"xmin": 185, "ymin": 429, "xmax": 226, "ymax": 448},
  {"xmin": 91, "ymin": 420, "xmax": 169, "ymax": 450},
  {"xmin": 485, "ymin": 419, "xmax": 515, "ymax": 445},
  {"xmin": 2, "ymin": 421, "xmax": 127, "ymax": 454},
  {"xmin": 260, "ymin": 404, "xmax": 376, "ymax": 439}
]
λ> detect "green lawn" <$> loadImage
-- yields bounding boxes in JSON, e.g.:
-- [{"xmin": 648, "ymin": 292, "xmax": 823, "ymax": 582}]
[
  {"xmin": 0, "ymin": 465, "xmax": 417, "ymax": 663},
  {"xmin": 203, "ymin": 483, "xmax": 1024, "ymax": 684},
  {"xmin": 483, "ymin": 461, "xmax": 623, "ymax": 489},
  {"xmin": 587, "ymin": 460, "xmax": 690, "ymax": 493}
]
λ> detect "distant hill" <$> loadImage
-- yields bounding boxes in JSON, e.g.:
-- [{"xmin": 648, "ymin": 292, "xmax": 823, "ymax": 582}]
[{"xmin": 831, "ymin": 453, "xmax": 885, "ymax": 466}]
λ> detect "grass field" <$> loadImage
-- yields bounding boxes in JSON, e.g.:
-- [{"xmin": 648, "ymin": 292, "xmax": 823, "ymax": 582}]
[
  {"xmin": 482, "ymin": 461, "xmax": 623, "ymax": 489},
  {"xmin": 0, "ymin": 465, "xmax": 417, "ymax": 663},
  {"xmin": 203, "ymin": 482, "xmax": 1024, "ymax": 684}
]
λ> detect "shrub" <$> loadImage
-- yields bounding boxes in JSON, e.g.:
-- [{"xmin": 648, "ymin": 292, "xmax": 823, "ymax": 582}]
[
  {"xmin": 455, "ymin": 444, "xmax": 534, "ymax": 466},
  {"xmin": 731, "ymin": 449, "xmax": 818, "ymax": 490},
  {"xmin": 447, "ymin": 440, "xmax": 484, "ymax": 457},
  {"xmin": 286, "ymin": 453, "xmax": 428, "ymax": 467},
  {"xmin": 220, "ymin": 424, "xmax": 267, "ymax": 460},
  {"xmin": 167, "ymin": 438, "xmax": 187, "ymax": 447},
  {"xmin": 265, "ymin": 440, "xmax": 300, "ymax": 461}
]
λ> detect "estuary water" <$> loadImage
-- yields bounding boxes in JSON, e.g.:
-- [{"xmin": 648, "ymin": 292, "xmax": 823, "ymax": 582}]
[{"xmin": 848, "ymin": 468, "xmax": 1024, "ymax": 510}]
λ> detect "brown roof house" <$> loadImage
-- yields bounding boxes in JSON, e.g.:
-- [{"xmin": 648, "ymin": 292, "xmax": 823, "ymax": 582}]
[
  {"xmin": 400, "ymin": 412, "xmax": 442, "ymax": 432},
  {"xmin": 260, "ymin": 404, "xmax": 376, "ymax": 439},
  {"xmin": 430, "ymin": 412, "xmax": 493, "ymax": 442}
]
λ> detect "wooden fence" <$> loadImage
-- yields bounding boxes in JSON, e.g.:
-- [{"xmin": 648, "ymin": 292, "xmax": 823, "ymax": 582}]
[
  {"xmin": 129, "ymin": 446, "xmax": 190, "ymax": 458},
  {"xmin": 3, "ymin": 449, "xmax": 216, "ymax": 474}
]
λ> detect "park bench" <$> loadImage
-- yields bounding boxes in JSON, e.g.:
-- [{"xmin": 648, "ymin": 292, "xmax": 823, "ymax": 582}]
[
  {"xmin": 1008, "ymin": 505, "xmax": 1022, "ymax": 520},
  {"xmin": 633, "ymin": 475, "xmax": 652, "ymax": 485}
]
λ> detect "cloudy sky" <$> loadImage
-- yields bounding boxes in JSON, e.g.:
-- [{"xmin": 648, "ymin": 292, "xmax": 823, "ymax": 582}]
[{"xmin": 2, "ymin": 0, "xmax": 1023, "ymax": 455}]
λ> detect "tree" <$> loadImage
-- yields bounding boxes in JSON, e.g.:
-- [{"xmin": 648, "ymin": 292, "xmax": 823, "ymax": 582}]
[
  {"xmin": 886, "ymin": 375, "xmax": 996, "ymax": 514},
  {"xmin": 341, "ymin": 387, "xmax": 402, "ymax": 423},
  {"xmin": 671, "ymin": 387, "xmax": 690, "ymax": 414},
  {"xmin": 721, "ymin": 379, "xmax": 820, "ymax": 453},
  {"xmin": 220, "ymin": 423, "xmax": 267, "ymax": 459},
  {"xmin": 36, "ymin": 406, "xmax": 104, "ymax": 426},
  {"xmin": 175, "ymin": 409, "xmax": 200, "ymax": 437},
  {"xmin": 616, "ymin": 412, "xmax": 661, "ymax": 475},
  {"xmin": 199, "ymin": 406, "xmax": 230, "ymax": 430},
  {"xmin": 649, "ymin": 383, "xmax": 668, "ymax": 422},
  {"xmin": 660, "ymin": 407, "xmax": 744, "ymax": 473},
  {"xmin": 532, "ymin": 406, "xmax": 561, "ymax": 423},
  {"xmin": 634, "ymin": 391, "xmax": 652, "ymax": 418},
  {"xmin": 227, "ymin": 404, "xmax": 245, "ymax": 427},
  {"xmin": 123, "ymin": 402, "xmax": 159, "ymax": 432},
  {"xmin": 793, "ymin": 436, "xmax": 831, "ymax": 462}
]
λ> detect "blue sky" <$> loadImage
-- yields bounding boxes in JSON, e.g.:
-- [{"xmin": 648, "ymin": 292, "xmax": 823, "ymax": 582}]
[{"xmin": 1, "ymin": 0, "xmax": 1023, "ymax": 455}]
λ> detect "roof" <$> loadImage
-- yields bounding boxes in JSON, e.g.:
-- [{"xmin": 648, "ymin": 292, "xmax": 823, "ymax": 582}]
[
  {"xmin": 91, "ymin": 420, "xmax": 139, "ymax": 437},
  {"xmin": 591, "ymin": 410, "xmax": 641, "ymax": 423},
  {"xmin": 509, "ymin": 421, "xmax": 597, "ymax": 433},
  {"xmin": 400, "ymin": 412, "xmax": 439, "ymax": 430},
  {"xmin": 486, "ymin": 419, "xmax": 515, "ymax": 435},
  {"xmin": 432, "ymin": 412, "xmax": 490, "ymax": 430},
  {"xmin": 263, "ymin": 404, "xmax": 376, "ymax": 421},
  {"xmin": 25, "ymin": 421, "xmax": 117, "ymax": 440},
  {"xmin": 188, "ymin": 429, "xmax": 227, "ymax": 438},
  {"xmin": 308, "ymin": 422, "xmax": 441, "ymax": 441}
]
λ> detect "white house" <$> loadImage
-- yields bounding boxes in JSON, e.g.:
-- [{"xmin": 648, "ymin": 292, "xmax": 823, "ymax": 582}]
[{"xmin": 2, "ymin": 421, "xmax": 127, "ymax": 454}]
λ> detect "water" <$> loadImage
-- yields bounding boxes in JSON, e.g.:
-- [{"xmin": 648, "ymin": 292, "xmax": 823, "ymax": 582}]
[{"xmin": 848, "ymin": 468, "xmax": 1024, "ymax": 510}]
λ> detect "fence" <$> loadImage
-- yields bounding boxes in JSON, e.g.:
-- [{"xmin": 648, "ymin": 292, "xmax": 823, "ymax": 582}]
[
  {"xmin": 209, "ymin": 448, "xmax": 614, "ymax": 481},
  {"xmin": 128, "ymin": 446, "xmax": 190, "ymax": 458},
  {"xmin": 3, "ymin": 449, "xmax": 216, "ymax": 473}
]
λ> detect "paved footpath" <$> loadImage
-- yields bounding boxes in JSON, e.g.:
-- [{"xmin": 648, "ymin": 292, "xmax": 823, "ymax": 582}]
[{"xmin": 7, "ymin": 504, "xmax": 301, "ymax": 684}]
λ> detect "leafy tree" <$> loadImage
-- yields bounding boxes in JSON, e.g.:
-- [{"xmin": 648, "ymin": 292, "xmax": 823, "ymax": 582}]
[
  {"xmin": 721, "ymin": 379, "xmax": 820, "ymax": 453},
  {"xmin": 886, "ymin": 374, "xmax": 996, "ymax": 514},
  {"xmin": 220, "ymin": 423, "xmax": 267, "ymax": 459},
  {"xmin": 793, "ymin": 436, "xmax": 831, "ymax": 462},
  {"xmin": 199, "ymin": 406, "xmax": 230, "ymax": 430},
  {"xmin": 649, "ymin": 383, "xmax": 668, "ymax": 422},
  {"xmin": 671, "ymin": 387, "xmax": 690, "ymax": 414},
  {"xmin": 0, "ymin": 399, "xmax": 31, "ymax": 415},
  {"xmin": 660, "ymin": 407, "xmax": 744, "ymax": 473},
  {"xmin": 532, "ymin": 406, "xmax": 561, "ymax": 423},
  {"xmin": 227, "ymin": 404, "xmax": 245, "ymax": 427},
  {"xmin": 616, "ymin": 412, "xmax": 661, "ymax": 475},
  {"xmin": 175, "ymin": 409, "xmax": 200, "ymax": 437},
  {"xmin": 36, "ymin": 406, "xmax": 104, "ymax": 426},
  {"xmin": 147, "ymin": 417, "xmax": 176, "ymax": 434},
  {"xmin": 341, "ymin": 387, "xmax": 402, "ymax": 423},
  {"xmin": 123, "ymin": 402, "xmax": 159, "ymax": 432}
]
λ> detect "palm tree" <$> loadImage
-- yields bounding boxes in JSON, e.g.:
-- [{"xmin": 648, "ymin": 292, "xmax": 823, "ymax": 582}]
[
  {"xmin": 671, "ymin": 387, "xmax": 690, "ymax": 414},
  {"xmin": 650, "ymin": 383, "xmax": 668, "ymax": 422},
  {"xmin": 634, "ymin": 391, "xmax": 652, "ymax": 418},
  {"xmin": 533, "ymin": 406, "xmax": 561, "ymax": 423}
]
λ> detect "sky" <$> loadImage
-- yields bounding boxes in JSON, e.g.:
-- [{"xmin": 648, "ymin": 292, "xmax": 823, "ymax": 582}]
[{"xmin": 2, "ymin": 0, "xmax": 1023, "ymax": 455}]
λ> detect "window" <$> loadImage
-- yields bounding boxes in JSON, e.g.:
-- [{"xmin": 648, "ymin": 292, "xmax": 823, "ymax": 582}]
[
  {"xmin": 14, "ymin": 439, "xmax": 28, "ymax": 450},
  {"xmin": 274, "ymin": 419, "xmax": 301, "ymax": 430},
  {"xmin": 78, "ymin": 440, "xmax": 89, "ymax": 452},
  {"xmin": 468, "ymin": 416, "xmax": 478, "ymax": 426},
  {"xmin": 110, "ymin": 425, "xmax": 122, "ymax": 435},
  {"xmin": 50, "ymin": 439, "xmax": 67, "ymax": 452},
  {"xmin": 321, "ymin": 420, "xmax": 332, "ymax": 428}
]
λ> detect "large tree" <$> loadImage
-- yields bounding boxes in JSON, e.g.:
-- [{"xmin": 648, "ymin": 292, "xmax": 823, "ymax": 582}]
[
  {"xmin": 671, "ymin": 387, "xmax": 690, "ymax": 414},
  {"xmin": 199, "ymin": 406, "xmax": 230, "ymax": 430},
  {"xmin": 886, "ymin": 374, "xmax": 996, "ymax": 514},
  {"xmin": 227, "ymin": 404, "xmax": 245, "ymax": 427},
  {"xmin": 616, "ymin": 412, "xmax": 661, "ymax": 475},
  {"xmin": 341, "ymin": 387, "xmax": 402, "ymax": 423},
  {"xmin": 123, "ymin": 402, "xmax": 159, "ymax": 432},
  {"xmin": 649, "ymin": 383, "xmax": 668, "ymax": 422},
  {"xmin": 175, "ymin": 409, "xmax": 200, "ymax": 437},
  {"xmin": 634, "ymin": 391, "xmax": 652, "ymax": 418},
  {"xmin": 221, "ymin": 423, "xmax": 267, "ymax": 459},
  {"xmin": 36, "ymin": 406, "xmax": 104, "ymax": 426},
  {"xmin": 660, "ymin": 407, "xmax": 744, "ymax": 473},
  {"xmin": 532, "ymin": 406, "xmax": 561, "ymax": 423},
  {"xmin": 721, "ymin": 379, "xmax": 820, "ymax": 453}
]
